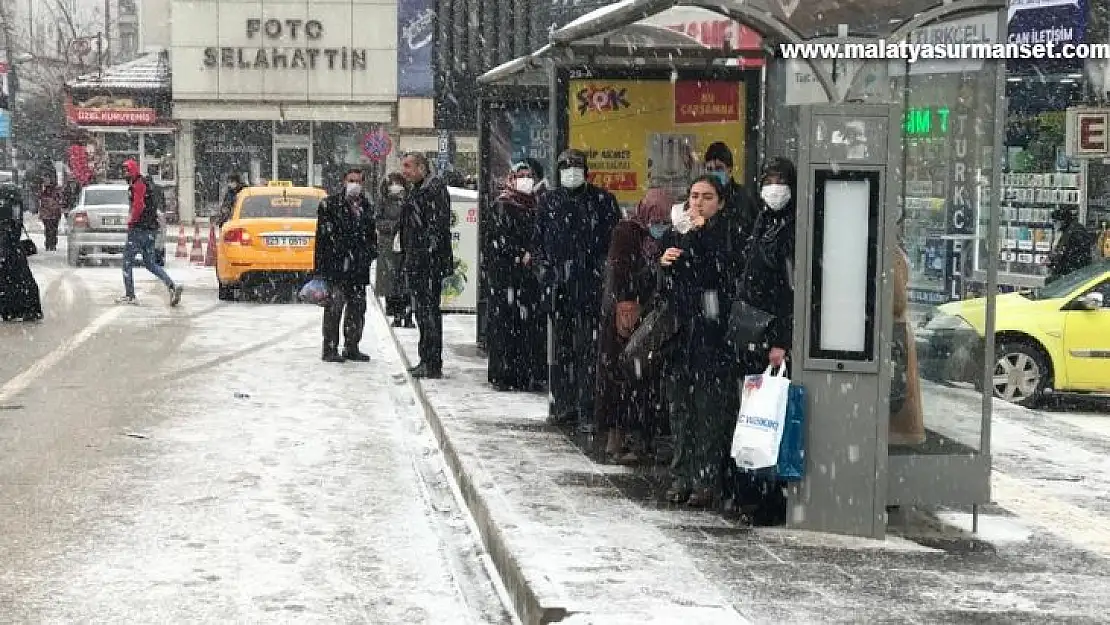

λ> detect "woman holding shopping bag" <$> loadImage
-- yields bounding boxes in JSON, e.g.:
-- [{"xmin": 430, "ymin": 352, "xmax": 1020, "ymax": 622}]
[{"xmin": 725, "ymin": 157, "xmax": 798, "ymax": 524}]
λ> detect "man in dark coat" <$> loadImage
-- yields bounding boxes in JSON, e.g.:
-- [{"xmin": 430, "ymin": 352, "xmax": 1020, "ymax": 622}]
[
  {"xmin": 1047, "ymin": 206, "xmax": 1095, "ymax": 283},
  {"xmin": 703, "ymin": 141, "xmax": 759, "ymax": 282},
  {"xmin": 534, "ymin": 149, "xmax": 622, "ymax": 432},
  {"xmin": 400, "ymin": 153, "xmax": 454, "ymax": 379},
  {"xmin": 216, "ymin": 173, "xmax": 244, "ymax": 227},
  {"xmin": 314, "ymin": 167, "xmax": 378, "ymax": 363}
]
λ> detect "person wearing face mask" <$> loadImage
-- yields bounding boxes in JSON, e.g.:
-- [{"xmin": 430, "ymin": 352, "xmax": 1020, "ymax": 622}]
[
  {"xmin": 313, "ymin": 167, "xmax": 378, "ymax": 363},
  {"xmin": 1046, "ymin": 206, "xmax": 1095, "ymax": 284},
  {"xmin": 375, "ymin": 172, "xmax": 413, "ymax": 327},
  {"xmin": 486, "ymin": 159, "xmax": 548, "ymax": 392},
  {"xmin": 703, "ymin": 142, "xmax": 759, "ymax": 255},
  {"xmin": 216, "ymin": 173, "xmax": 244, "ymax": 228},
  {"xmin": 726, "ymin": 156, "xmax": 798, "ymax": 524},
  {"xmin": 534, "ymin": 149, "xmax": 622, "ymax": 432},
  {"xmin": 595, "ymin": 186, "xmax": 673, "ymax": 464}
]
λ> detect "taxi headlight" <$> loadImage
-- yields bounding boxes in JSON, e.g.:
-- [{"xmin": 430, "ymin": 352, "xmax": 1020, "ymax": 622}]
[{"xmin": 924, "ymin": 313, "xmax": 974, "ymax": 333}]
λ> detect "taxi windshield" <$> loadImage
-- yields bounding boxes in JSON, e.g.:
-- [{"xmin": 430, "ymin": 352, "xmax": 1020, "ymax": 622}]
[{"xmin": 239, "ymin": 195, "xmax": 319, "ymax": 219}]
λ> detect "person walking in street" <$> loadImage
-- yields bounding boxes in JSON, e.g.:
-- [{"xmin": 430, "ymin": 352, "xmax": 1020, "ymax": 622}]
[
  {"xmin": 314, "ymin": 167, "xmax": 378, "ymax": 363},
  {"xmin": 534, "ymin": 149, "xmax": 622, "ymax": 433},
  {"xmin": 400, "ymin": 153, "xmax": 454, "ymax": 379},
  {"xmin": 486, "ymin": 158, "xmax": 548, "ymax": 392},
  {"xmin": 116, "ymin": 159, "xmax": 182, "ymax": 307},
  {"xmin": 37, "ymin": 177, "xmax": 65, "ymax": 252},
  {"xmin": 216, "ymin": 173, "xmax": 245, "ymax": 228},
  {"xmin": 376, "ymin": 172, "xmax": 414, "ymax": 328},
  {"xmin": 0, "ymin": 183, "xmax": 43, "ymax": 321}
]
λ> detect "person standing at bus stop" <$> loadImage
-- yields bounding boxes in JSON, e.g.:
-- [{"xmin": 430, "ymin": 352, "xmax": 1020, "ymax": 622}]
[{"xmin": 400, "ymin": 153, "xmax": 454, "ymax": 379}]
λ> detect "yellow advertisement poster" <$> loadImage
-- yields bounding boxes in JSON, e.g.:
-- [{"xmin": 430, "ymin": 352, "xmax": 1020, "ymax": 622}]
[{"xmin": 567, "ymin": 79, "xmax": 747, "ymax": 206}]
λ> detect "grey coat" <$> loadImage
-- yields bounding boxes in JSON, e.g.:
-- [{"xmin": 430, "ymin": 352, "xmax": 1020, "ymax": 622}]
[{"xmin": 374, "ymin": 195, "xmax": 407, "ymax": 298}]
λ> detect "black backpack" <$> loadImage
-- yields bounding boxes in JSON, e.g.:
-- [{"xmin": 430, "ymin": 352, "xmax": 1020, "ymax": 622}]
[{"xmin": 143, "ymin": 176, "xmax": 165, "ymax": 214}]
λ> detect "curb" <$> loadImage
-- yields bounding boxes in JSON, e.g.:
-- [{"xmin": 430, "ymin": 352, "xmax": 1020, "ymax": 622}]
[{"xmin": 372, "ymin": 300, "xmax": 564, "ymax": 625}]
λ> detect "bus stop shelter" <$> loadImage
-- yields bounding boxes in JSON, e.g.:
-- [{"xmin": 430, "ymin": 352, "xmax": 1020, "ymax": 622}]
[{"xmin": 477, "ymin": 0, "xmax": 1007, "ymax": 540}]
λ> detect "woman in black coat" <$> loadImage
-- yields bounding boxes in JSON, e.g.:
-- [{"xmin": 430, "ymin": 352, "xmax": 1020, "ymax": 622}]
[
  {"xmin": 376, "ymin": 173, "xmax": 413, "ymax": 327},
  {"xmin": 485, "ymin": 159, "xmax": 547, "ymax": 391},
  {"xmin": 0, "ymin": 184, "xmax": 43, "ymax": 322}
]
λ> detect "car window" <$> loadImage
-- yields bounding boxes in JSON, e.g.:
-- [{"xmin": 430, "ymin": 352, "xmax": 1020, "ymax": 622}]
[
  {"xmin": 1027, "ymin": 260, "xmax": 1110, "ymax": 300},
  {"xmin": 237, "ymin": 195, "xmax": 319, "ymax": 219},
  {"xmin": 1087, "ymin": 280, "xmax": 1110, "ymax": 308},
  {"xmin": 83, "ymin": 189, "xmax": 130, "ymax": 205}
]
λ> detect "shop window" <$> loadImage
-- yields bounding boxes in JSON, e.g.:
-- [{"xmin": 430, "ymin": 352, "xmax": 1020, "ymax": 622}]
[{"xmin": 104, "ymin": 132, "xmax": 139, "ymax": 152}]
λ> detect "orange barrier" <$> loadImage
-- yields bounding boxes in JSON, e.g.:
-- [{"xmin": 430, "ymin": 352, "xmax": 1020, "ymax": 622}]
[
  {"xmin": 175, "ymin": 225, "xmax": 188, "ymax": 258},
  {"xmin": 204, "ymin": 224, "xmax": 218, "ymax": 267}
]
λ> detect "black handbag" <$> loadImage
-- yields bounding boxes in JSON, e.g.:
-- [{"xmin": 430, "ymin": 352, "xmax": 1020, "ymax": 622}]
[
  {"xmin": 726, "ymin": 299, "xmax": 775, "ymax": 351},
  {"xmin": 18, "ymin": 224, "xmax": 37, "ymax": 257},
  {"xmin": 618, "ymin": 299, "xmax": 681, "ymax": 382}
]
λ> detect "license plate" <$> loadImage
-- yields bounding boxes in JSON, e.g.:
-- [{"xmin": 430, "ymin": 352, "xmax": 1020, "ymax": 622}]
[
  {"xmin": 265, "ymin": 235, "xmax": 309, "ymax": 247},
  {"xmin": 102, "ymin": 216, "xmax": 121, "ymax": 226}
]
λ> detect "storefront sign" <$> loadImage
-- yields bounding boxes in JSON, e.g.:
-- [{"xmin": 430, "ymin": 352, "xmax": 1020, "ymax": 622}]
[
  {"xmin": 203, "ymin": 19, "xmax": 368, "ymax": 71},
  {"xmin": 567, "ymin": 79, "xmax": 747, "ymax": 206},
  {"xmin": 946, "ymin": 82, "xmax": 977, "ymax": 236},
  {"xmin": 1066, "ymin": 109, "xmax": 1109, "ymax": 157},
  {"xmin": 889, "ymin": 12, "xmax": 1000, "ymax": 76},
  {"xmin": 638, "ymin": 7, "xmax": 763, "ymax": 53},
  {"xmin": 66, "ymin": 105, "xmax": 157, "ymax": 126},
  {"xmin": 1008, "ymin": 0, "xmax": 1085, "ymax": 45},
  {"xmin": 397, "ymin": 0, "xmax": 435, "ymax": 97}
]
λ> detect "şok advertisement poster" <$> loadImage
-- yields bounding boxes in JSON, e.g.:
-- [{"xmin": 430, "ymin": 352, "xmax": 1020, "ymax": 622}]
[{"xmin": 566, "ymin": 79, "xmax": 746, "ymax": 207}]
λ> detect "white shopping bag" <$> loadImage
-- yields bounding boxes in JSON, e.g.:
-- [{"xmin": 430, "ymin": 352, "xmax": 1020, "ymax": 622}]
[{"xmin": 731, "ymin": 364, "xmax": 791, "ymax": 470}]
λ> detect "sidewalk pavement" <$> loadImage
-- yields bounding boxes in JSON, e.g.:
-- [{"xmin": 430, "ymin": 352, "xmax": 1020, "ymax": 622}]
[{"xmin": 387, "ymin": 311, "xmax": 1110, "ymax": 625}]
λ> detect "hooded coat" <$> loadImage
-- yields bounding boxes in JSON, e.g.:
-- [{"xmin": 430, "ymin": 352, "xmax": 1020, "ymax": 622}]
[
  {"xmin": 594, "ymin": 189, "xmax": 671, "ymax": 432},
  {"xmin": 0, "ymin": 186, "xmax": 43, "ymax": 321},
  {"xmin": 374, "ymin": 179, "xmax": 408, "ymax": 299},
  {"xmin": 485, "ymin": 180, "xmax": 546, "ymax": 390}
]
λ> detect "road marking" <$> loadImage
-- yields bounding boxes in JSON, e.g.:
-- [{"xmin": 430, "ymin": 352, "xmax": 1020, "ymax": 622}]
[
  {"xmin": 0, "ymin": 306, "xmax": 123, "ymax": 402},
  {"xmin": 993, "ymin": 471, "xmax": 1110, "ymax": 557}
]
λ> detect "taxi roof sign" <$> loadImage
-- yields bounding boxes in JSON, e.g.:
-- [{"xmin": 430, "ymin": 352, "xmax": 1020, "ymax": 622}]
[{"xmin": 267, "ymin": 180, "xmax": 293, "ymax": 187}]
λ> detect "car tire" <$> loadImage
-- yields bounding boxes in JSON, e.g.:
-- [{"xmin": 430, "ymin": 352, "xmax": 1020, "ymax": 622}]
[
  {"xmin": 218, "ymin": 283, "xmax": 237, "ymax": 301},
  {"xmin": 993, "ymin": 340, "xmax": 1051, "ymax": 407}
]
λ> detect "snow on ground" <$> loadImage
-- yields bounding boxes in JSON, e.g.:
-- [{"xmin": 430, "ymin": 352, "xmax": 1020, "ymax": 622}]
[{"xmin": 13, "ymin": 271, "xmax": 510, "ymax": 623}]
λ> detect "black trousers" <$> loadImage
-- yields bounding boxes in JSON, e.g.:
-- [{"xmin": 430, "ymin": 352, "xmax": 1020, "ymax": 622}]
[
  {"xmin": 549, "ymin": 306, "xmax": 600, "ymax": 421},
  {"xmin": 42, "ymin": 219, "xmax": 59, "ymax": 251},
  {"xmin": 322, "ymin": 281, "xmax": 367, "ymax": 354},
  {"xmin": 411, "ymin": 275, "xmax": 443, "ymax": 369}
]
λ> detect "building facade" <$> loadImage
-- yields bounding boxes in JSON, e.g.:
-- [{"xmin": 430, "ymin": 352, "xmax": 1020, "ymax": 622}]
[{"xmin": 169, "ymin": 0, "xmax": 399, "ymax": 221}]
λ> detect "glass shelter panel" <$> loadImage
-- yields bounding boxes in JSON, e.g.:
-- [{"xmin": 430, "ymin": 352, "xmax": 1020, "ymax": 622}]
[{"xmin": 893, "ymin": 25, "xmax": 1001, "ymax": 456}]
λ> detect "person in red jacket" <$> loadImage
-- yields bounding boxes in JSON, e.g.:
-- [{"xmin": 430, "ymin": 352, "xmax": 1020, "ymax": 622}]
[{"xmin": 117, "ymin": 159, "xmax": 182, "ymax": 306}]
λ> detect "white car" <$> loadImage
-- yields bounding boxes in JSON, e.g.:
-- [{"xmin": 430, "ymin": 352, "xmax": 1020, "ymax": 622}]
[{"xmin": 66, "ymin": 183, "xmax": 167, "ymax": 267}]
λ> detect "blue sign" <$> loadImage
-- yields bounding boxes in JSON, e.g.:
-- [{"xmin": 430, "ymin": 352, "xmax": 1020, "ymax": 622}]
[
  {"xmin": 0, "ymin": 110, "xmax": 9, "ymax": 139},
  {"xmin": 1007, "ymin": 0, "xmax": 1086, "ymax": 71},
  {"xmin": 397, "ymin": 0, "xmax": 435, "ymax": 97},
  {"xmin": 507, "ymin": 109, "xmax": 550, "ymax": 165}
]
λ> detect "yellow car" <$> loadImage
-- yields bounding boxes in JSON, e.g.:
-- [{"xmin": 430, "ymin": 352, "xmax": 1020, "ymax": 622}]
[
  {"xmin": 917, "ymin": 259, "xmax": 1110, "ymax": 406},
  {"xmin": 216, "ymin": 183, "xmax": 326, "ymax": 301}
]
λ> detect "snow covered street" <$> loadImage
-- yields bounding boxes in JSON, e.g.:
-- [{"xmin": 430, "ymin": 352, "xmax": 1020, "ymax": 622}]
[{"xmin": 0, "ymin": 248, "xmax": 512, "ymax": 623}]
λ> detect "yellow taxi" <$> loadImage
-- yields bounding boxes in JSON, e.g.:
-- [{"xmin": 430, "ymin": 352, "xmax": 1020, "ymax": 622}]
[
  {"xmin": 216, "ymin": 182, "xmax": 326, "ymax": 301},
  {"xmin": 917, "ymin": 259, "xmax": 1110, "ymax": 406}
]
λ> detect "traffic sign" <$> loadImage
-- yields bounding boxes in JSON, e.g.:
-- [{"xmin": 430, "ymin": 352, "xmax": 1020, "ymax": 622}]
[
  {"xmin": 70, "ymin": 38, "xmax": 92, "ymax": 57},
  {"xmin": 362, "ymin": 130, "xmax": 393, "ymax": 162},
  {"xmin": 0, "ymin": 111, "xmax": 10, "ymax": 139}
]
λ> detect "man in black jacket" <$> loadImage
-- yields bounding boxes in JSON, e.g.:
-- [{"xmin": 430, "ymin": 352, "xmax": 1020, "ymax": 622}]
[
  {"xmin": 314, "ymin": 167, "xmax": 377, "ymax": 363},
  {"xmin": 1047, "ymin": 206, "xmax": 1095, "ymax": 283},
  {"xmin": 400, "ymin": 153, "xmax": 454, "ymax": 379}
]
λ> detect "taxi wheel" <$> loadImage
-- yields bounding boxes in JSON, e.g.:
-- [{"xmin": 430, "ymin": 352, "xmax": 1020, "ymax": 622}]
[
  {"xmin": 217, "ymin": 283, "xmax": 237, "ymax": 301},
  {"xmin": 993, "ymin": 341, "xmax": 1050, "ymax": 407}
]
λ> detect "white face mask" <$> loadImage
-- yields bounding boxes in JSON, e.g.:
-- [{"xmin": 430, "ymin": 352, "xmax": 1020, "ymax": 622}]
[
  {"xmin": 560, "ymin": 167, "xmax": 586, "ymax": 189},
  {"xmin": 513, "ymin": 177, "xmax": 535, "ymax": 195},
  {"xmin": 761, "ymin": 184, "xmax": 791, "ymax": 210},
  {"xmin": 346, "ymin": 182, "xmax": 363, "ymax": 197},
  {"xmin": 388, "ymin": 183, "xmax": 404, "ymax": 196}
]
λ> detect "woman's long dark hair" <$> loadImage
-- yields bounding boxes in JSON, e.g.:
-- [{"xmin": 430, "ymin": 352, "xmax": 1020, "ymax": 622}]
[{"xmin": 687, "ymin": 174, "xmax": 727, "ymax": 204}]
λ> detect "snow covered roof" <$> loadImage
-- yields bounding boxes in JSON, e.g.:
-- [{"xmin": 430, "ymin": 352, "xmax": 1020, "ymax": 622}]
[{"xmin": 66, "ymin": 50, "xmax": 170, "ymax": 92}]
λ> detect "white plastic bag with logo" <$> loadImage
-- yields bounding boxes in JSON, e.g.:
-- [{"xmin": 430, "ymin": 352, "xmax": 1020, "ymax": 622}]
[{"xmin": 731, "ymin": 364, "xmax": 791, "ymax": 470}]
